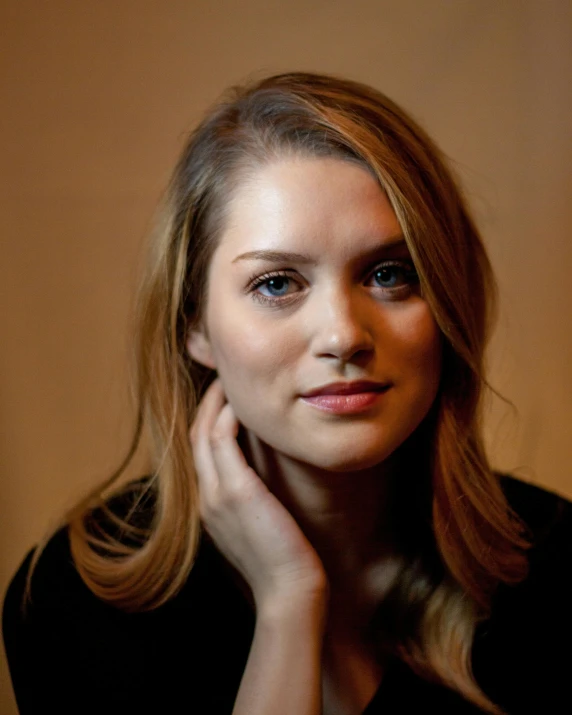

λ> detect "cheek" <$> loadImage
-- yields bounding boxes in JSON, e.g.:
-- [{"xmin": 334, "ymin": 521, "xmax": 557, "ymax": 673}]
[
  {"xmin": 208, "ymin": 305, "xmax": 299, "ymax": 385},
  {"xmin": 391, "ymin": 307, "xmax": 442, "ymax": 381}
]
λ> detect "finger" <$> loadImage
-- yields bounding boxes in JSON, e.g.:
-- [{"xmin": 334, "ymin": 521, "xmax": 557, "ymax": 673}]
[
  {"xmin": 211, "ymin": 400, "xmax": 240, "ymax": 441},
  {"xmin": 210, "ymin": 402, "xmax": 259, "ymax": 493},
  {"xmin": 191, "ymin": 379, "xmax": 228, "ymax": 499},
  {"xmin": 190, "ymin": 378, "xmax": 228, "ymax": 460}
]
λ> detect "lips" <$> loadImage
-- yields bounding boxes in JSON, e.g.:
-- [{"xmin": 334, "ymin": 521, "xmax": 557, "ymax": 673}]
[{"xmin": 301, "ymin": 381, "xmax": 390, "ymax": 397}]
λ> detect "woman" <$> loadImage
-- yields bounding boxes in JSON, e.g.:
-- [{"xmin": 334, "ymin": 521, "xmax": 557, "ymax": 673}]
[{"xmin": 3, "ymin": 72, "xmax": 571, "ymax": 715}]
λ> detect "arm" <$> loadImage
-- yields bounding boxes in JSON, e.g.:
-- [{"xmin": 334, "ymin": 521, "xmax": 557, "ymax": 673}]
[
  {"xmin": 191, "ymin": 380, "xmax": 331, "ymax": 713},
  {"xmin": 233, "ymin": 589, "xmax": 327, "ymax": 715}
]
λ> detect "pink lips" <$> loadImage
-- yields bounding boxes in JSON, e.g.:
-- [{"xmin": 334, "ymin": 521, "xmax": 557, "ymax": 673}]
[
  {"xmin": 301, "ymin": 380, "xmax": 390, "ymax": 397},
  {"xmin": 300, "ymin": 381, "xmax": 390, "ymax": 414}
]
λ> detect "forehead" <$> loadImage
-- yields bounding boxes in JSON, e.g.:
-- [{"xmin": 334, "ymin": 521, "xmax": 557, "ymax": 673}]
[{"xmin": 216, "ymin": 156, "xmax": 404, "ymax": 261}]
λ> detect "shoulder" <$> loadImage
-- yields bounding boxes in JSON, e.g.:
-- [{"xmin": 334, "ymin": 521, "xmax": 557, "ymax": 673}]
[
  {"xmin": 4, "ymin": 478, "xmax": 154, "ymax": 619},
  {"xmin": 2, "ymin": 481, "xmax": 150, "ymax": 676},
  {"xmin": 3, "ymin": 478, "xmax": 254, "ymax": 713},
  {"xmin": 2, "ymin": 523, "xmax": 109, "ymax": 713},
  {"xmin": 499, "ymin": 472, "xmax": 572, "ymax": 525},
  {"xmin": 3, "ymin": 527, "xmax": 95, "ymax": 644},
  {"xmin": 498, "ymin": 472, "xmax": 572, "ymax": 561},
  {"xmin": 473, "ymin": 475, "xmax": 572, "ymax": 711}
]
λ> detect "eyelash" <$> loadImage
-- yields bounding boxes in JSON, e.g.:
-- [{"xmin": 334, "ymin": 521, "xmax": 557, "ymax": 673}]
[{"xmin": 246, "ymin": 260, "xmax": 419, "ymax": 307}]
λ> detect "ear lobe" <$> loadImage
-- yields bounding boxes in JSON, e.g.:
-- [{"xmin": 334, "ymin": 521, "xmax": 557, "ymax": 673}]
[{"xmin": 186, "ymin": 327, "xmax": 217, "ymax": 370}]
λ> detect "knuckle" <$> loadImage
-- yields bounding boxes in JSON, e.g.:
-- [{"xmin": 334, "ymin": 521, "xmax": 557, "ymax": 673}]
[
  {"xmin": 225, "ymin": 481, "xmax": 247, "ymax": 503},
  {"xmin": 212, "ymin": 483, "xmax": 238, "ymax": 508},
  {"xmin": 209, "ymin": 428, "xmax": 227, "ymax": 448},
  {"xmin": 198, "ymin": 491, "xmax": 220, "ymax": 520}
]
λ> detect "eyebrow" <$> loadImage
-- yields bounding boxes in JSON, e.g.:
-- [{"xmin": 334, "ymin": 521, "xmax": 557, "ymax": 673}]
[{"xmin": 232, "ymin": 236, "xmax": 408, "ymax": 265}]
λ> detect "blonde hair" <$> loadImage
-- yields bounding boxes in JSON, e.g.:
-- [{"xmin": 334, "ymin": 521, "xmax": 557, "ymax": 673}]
[{"xmin": 29, "ymin": 72, "xmax": 530, "ymax": 712}]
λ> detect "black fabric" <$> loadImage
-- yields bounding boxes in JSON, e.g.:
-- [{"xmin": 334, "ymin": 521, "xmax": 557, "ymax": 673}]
[{"xmin": 3, "ymin": 475, "xmax": 572, "ymax": 714}]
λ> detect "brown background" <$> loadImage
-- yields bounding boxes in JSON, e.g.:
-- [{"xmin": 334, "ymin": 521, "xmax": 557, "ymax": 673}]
[{"xmin": 1, "ymin": 1, "xmax": 571, "ymax": 711}]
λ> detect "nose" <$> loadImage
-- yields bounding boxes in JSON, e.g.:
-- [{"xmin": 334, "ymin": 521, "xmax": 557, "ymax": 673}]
[{"xmin": 310, "ymin": 285, "xmax": 375, "ymax": 363}]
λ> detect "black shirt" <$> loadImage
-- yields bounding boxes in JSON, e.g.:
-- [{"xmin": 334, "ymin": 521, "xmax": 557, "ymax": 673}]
[{"xmin": 3, "ymin": 475, "xmax": 572, "ymax": 714}]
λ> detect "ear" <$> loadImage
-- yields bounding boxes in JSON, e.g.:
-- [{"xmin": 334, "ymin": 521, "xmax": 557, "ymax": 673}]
[{"xmin": 186, "ymin": 323, "xmax": 217, "ymax": 370}]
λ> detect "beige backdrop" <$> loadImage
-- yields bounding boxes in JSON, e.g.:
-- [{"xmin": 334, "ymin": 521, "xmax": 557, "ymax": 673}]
[{"xmin": 1, "ymin": 1, "xmax": 571, "ymax": 711}]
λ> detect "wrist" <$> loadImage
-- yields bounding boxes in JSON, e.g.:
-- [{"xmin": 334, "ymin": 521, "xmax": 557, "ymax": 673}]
[{"xmin": 256, "ymin": 583, "xmax": 328, "ymax": 628}]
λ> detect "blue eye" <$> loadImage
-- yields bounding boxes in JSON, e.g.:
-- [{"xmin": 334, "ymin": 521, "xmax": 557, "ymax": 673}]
[
  {"xmin": 371, "ymin": 262, "xmax": 417, "ymax": 289},
  {"xmin": 247, "ymin": 260, "xmax": 418, "ymax": 307},
  {"xmin": 258, "ymin": 274, "xmax": 292, "ymax": 297}
]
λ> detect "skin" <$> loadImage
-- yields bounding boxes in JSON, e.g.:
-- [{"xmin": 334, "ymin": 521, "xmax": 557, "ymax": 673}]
[{"xmin": 187, "ymin": 156, "xmax": 442, "ymax": 641}]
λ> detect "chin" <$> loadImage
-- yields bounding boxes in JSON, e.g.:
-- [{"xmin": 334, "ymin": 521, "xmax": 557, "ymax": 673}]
[
  {"xmin": 311, "ymin": 450, "xmax": 400, "ymax": 473},
  {"xmin": 273, "ymin": 435, "xmax": 404, "ymax": 473}
]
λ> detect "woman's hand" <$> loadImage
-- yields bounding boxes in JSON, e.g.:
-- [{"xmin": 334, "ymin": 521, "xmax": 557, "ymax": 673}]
[{"xmin": 190, "ymin": 378, "xmax": 328, "ymax": 612}]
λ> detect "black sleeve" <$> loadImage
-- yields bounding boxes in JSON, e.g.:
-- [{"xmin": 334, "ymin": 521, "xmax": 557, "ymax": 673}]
[
  {"xmin": 473, "ymin": 476, "xmax": 572, "ymax": 713},
  {"xmin": 3, "ymin": 524, "xmax": 253, "ymax": 715},
  {"xmin": 3, "ymin": 528, "xmax": 160, "ymax": 714},
  {"xmin": 3, "ymin": 537, "xmax": 75, "ymax": 713},
  {"xmin": 2, "ymin": 530, "xmax": 119, "ymax": 714},
  {"xmin": 2, "ymin": 484, "xmax": 156, "ymax": 714},
  {"xmin": 3, "ymin": 548, "xmax": 38, "ymax": 713}
]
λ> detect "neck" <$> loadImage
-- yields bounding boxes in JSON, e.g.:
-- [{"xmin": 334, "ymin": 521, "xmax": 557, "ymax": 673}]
[{"xmin": 237, "ymin": 427, "xmax": 404, "ymax": 608}]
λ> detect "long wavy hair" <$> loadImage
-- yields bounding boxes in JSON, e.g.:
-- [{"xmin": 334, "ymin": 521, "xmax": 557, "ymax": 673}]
[{"xmin": 29, "ymin": 72, "xmax": 530, "ymax": 712}]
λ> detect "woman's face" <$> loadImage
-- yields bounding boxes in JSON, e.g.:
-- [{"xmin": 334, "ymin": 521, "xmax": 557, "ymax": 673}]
[{"xmin": 187, "ymin": 156, "xmax": 442, "ymax": 472}]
